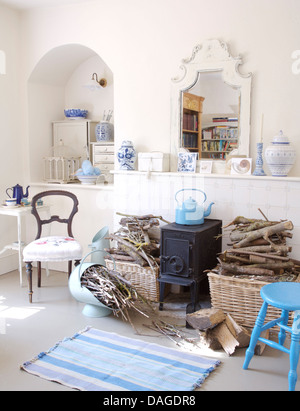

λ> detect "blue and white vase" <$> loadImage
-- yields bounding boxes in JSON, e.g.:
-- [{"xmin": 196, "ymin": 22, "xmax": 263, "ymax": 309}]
[
  {"xmin": 95, "ymin": 121, "xmax": 114, "ymax": 142},
  {"xmin": 252, "ymin": 143, "xmax": 266, "ymax": 176},
  {"xmin": 117, "ymin": 140, "xmax": 136, "ymax": 170},
  {"xmin": 265, "ymin": 130, "xmax": 296, "ymax": 177}
]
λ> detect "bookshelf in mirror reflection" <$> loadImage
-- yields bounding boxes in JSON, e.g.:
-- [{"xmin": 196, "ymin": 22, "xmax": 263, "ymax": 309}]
[{"xmin": 181, "ymin": 92, "xmax": 205, "ymax": 156}]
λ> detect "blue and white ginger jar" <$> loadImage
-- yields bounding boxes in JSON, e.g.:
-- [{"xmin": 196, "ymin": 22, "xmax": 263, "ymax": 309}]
[
  {"xmin": 265, "ymin": 130, "xmax": 296, "ymax": 177},
  {"xmin": 117, "ymin": 140, "xmax": 136, "ymax": 170},
  {"xmin": 95, "ymin": 121, "xmax": 114, "ymax": 142}
]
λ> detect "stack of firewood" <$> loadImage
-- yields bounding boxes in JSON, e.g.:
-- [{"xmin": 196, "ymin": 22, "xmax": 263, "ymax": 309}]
[
  {"xmin": 105, "ymin": 212, "xmax": 168, "ymax": 269},
  {"xmin": 186, "ymin": 307, "xmax": 268, "ymax": 356},
  {"xmin": 215, "ymin": 214, "xmax": 300, "ymax": 282}
]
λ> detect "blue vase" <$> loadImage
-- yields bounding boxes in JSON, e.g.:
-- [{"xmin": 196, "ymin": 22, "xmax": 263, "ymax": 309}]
[
  {"xmin": 95, "ymin": 121, "xmax": 114, "ymax": 142},
  {"xmin": 117, "ymin": 140, "xmax": 136, "ymax": 170},
  {"xmin": 252, "ymin": 142, "xmax": 266, "ymax": 176}
]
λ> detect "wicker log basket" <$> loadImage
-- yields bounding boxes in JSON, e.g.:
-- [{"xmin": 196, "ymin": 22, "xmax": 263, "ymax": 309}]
[
  {"xmin": 208, "ymin": 272, "xmax": 295, "ymax": 330},
  {"xmin": 209, "ymin": 213, "xmax": 300, "ymax": 331},
  {"xmin": 105, "ymin": 259, "xmax": 160, "ymax": 302}
]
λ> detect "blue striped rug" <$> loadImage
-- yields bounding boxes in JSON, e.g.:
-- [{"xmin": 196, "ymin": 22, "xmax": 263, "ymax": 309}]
[{"xmin": 21, "ymin": 327, "xmax": 220, "ymax": 391}]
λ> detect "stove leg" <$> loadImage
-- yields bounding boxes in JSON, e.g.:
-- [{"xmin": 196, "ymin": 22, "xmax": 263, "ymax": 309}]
[
  {"xmin": 159, "ymin": 282, "xmax": 165, "ymax": 311},
  {"xmin": 190, "ymin": 281, "xmax": 200, "ymax": 312}
]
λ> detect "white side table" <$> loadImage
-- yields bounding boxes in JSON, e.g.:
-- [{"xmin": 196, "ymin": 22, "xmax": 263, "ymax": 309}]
[{"xmin": 0, "ymin": 205, "xmax": 50, "ymax": 286}]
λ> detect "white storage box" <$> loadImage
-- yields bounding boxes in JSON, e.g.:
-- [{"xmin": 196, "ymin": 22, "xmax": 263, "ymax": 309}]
[{"xmin": 138, "ymin": 152, "xmax": 169, "ymax": 172}]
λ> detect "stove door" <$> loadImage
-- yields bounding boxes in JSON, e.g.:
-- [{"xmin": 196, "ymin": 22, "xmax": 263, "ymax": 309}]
[{"xmin": 161, "ymin": 238, "xmax": 190, "ymax": 277}]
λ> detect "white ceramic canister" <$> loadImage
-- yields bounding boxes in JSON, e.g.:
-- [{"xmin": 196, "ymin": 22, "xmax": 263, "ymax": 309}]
[
  {"xmin": 265, "ymin": 130, "xmax": 296, "ymax": 177},
  {"xmin": 95, "ymin": 121, "xmax": 114, "ymax": 142},
  {"xmin": 117, "ymin": 140, "xmax": 136, "ymax": 170}
]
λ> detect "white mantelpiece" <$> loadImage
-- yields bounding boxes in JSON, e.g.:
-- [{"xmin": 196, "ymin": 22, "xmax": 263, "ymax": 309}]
[{"xmin": 112, "ymin": 171, "xmax": 300, "ymax": 259}]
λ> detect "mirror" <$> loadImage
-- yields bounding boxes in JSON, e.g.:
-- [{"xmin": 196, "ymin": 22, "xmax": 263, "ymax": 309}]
[{"xmin": 170, "ymin": 39, "xmax": 252, "ymax": 172}]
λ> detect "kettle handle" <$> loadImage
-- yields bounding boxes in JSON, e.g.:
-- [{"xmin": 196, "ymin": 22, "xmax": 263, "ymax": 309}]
[
  {"xmin": 175, "ymin": 188, "xmax": 207, "ymax": 205},
  {"xmin": 6, "ymin": 188, "xmax": 13, "ymax": 198}
]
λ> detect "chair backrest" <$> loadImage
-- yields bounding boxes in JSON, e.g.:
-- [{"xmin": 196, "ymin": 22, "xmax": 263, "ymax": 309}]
[{"xmin": 31, "ymin": 190, "xmax": 79, "ymax": 240}]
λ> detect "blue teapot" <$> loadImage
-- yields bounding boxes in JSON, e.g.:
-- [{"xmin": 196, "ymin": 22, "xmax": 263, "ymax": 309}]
[
  {"xmin": 6, "ymin": 184, "xmax": 29, "ymax": 205},
  {"xmin": 175, "ymin": 188, "xmax": 214, "ymax": 225}
]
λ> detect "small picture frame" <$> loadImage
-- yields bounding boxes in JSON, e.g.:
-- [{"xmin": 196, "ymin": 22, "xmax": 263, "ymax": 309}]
[
  {"xmin": 177, "ymin": 152, "xmax": 198, "ymax": 173},
  {"xmin": 199, "ymin": 160, "xmax": 213, "ymax": 174},
  {"xmin": 231, "ymin": 158, "xmax": 252, "ymax": 175}
]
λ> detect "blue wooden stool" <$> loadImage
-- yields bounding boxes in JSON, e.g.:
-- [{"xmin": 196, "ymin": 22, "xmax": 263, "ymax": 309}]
[{"xmin": 243, "ymin": 282, "xmax": 300, "ymax": 391}]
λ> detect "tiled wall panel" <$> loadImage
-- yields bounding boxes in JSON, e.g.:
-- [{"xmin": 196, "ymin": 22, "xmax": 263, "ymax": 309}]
[{"xmin": 113, "ymin": 172, "xmax": 300, "ymax": 259}]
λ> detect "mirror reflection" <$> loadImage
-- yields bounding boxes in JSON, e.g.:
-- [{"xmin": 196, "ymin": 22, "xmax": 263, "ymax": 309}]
[{"xmin": 181, "ymin": 71, "xmax": 240, "ymax": 160}]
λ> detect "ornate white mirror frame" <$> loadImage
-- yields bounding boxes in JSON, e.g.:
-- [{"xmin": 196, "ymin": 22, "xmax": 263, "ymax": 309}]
[{"xmin": 170, "ymin": 39, "xmax": 252, "ymax": 172}]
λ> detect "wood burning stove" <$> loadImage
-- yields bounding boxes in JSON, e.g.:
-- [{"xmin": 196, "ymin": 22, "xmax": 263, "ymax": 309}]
[{"xmin": 159, "ymin": 219, "xmax": 222, "ymax": 313}]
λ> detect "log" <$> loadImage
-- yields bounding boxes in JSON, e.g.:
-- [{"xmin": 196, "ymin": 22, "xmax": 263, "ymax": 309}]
[
  {"xmin": 223, "ymin": 216, "xmax": 264, "ymax": 229},
  {"xmin": 107, "ymin": 254, "xmax": 135, "ymax": 262},
  {"xmin": 186, "ymin": 308, "xmax": 226, "ymax": 330},
  {"xmin": 229, "ymin": 245, "xmax": 291, "ymax": 255},
  {"xmin": 209, "ymin": 322, "xmax": 240, "ymax": 355},
  {"xmin": 218, "ymin": 261, "xmax": 275, "ymax": 276},
  {"xmin": 225, "ymin": 314, "xmax": 251, "ymax": 348},
  {"xmin": 198, "ymin": 330, "xmax": 222, "ymax": 350},
  {"xmin": 225, "ymin": 248, "xmax": 291, "ymax": 262},
  {"xmin": 109, "ymin": 234, "xmax": 147, "ymax": 266},
  {"xmin": 233, "ymin": 221, "xmax": 293, "ymax": 248}
]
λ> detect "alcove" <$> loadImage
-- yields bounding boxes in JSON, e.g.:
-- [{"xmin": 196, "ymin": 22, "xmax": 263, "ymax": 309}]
[{"xmin": 27, "ymin": 44, "xmax": 114, "ymax": 182}]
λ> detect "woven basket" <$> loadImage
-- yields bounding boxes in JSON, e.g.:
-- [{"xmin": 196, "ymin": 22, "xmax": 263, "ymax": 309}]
[
  {"xmin": 208, "ymin": 272, "xmax": 293, "ymax": 331},
  {"xmin": 105, "ymin": 259, "xmax": 160, "ymax": 302}
]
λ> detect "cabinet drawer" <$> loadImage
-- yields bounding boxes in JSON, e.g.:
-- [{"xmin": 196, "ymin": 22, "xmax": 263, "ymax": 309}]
[
  {"xmin": 96, "ymin": 163, "xmax": 115, "ymax": 172},
  {"xmin": 93, "ymin": 144, "xmax": 114, "ymax": 154},
  {"xmin": 94, "ymin": 154, "xmax": 114, "ymax": 163}
]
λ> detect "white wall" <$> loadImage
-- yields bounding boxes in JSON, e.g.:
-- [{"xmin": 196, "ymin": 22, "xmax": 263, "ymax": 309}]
[
  {"xmin": 1, "ymin": 0, "xmax": 300, "ymax": 276},
  {"xmin": 65, "ymin": 55, "xmax": 114, "ymax": 121},
  {"xmin": 18, "ymin": 0, "xmax": 300, "ymax": 175},
  {"xmin": 0, "ymin": 5, "xmax": 23, "ymax": 274}
]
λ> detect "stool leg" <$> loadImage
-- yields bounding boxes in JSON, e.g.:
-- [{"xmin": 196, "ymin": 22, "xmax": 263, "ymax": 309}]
[
  {"xmin": 279, "ymin": 309, "xmax": 289, "ymax": 346},
  {"xmin": 288, "ymin": 311, "xmax": 300, "ymax": 391},
  {"xmin": 243, "ymin": 301, "xmax": 268, "ymax": 370}
]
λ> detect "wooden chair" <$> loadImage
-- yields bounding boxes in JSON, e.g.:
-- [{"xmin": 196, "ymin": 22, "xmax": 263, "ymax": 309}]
[{"xmin": 23, "ymin": 190, "xmax": 82, "ymax": 303}]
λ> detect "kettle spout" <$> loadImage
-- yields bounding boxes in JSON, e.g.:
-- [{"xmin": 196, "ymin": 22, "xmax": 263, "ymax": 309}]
[{"xmin": 204, "ymin": 202, "xmax": 214, "ymax": 217}]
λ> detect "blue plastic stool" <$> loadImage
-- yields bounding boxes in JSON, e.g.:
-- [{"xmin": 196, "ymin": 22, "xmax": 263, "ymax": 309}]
[{"xmin": 243, "ymin": 282, "xmax": 300, "ymax": 391}]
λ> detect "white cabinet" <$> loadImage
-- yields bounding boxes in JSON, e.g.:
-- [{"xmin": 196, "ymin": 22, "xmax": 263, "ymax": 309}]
[
  {"xmin": 52, "ymin": 120, "xmax": 98, "ymax": 161},
  {"xmin": 91, "ymin": 142, "xmax": 114, "ymax": 183}
]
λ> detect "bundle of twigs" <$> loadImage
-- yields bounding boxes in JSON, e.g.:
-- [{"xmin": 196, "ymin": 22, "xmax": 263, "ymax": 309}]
[
  {"xmin": 143, "ymin": 320, "xmax": 199, "ymax": 348},
  {"xmin": 81, "ymin": 265, "xmax": 151, "ymax": 323},
  {"xmin": 106, "ymin": 212, "xmax": 169, "ymax": 269},
  {"xmin": 214, "ymin": 210, "xmax": 300, "ymax": 282}
]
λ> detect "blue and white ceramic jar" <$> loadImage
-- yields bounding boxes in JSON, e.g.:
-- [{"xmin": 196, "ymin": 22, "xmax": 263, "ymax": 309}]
[
  {"xmin": 95, "ymin": 121, "xmax": 114, "ymax": 142},
  {"xmin": 265, "ymin": 130, "xmax": 296, "ymax": 177},
  {"xmin": 117, "ymin": 140, "xmax": 136, "ymax": 170}
]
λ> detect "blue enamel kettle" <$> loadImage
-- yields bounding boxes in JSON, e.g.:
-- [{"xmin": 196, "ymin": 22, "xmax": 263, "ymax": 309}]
[
  {"xmin": 6, "ymin": 184, "xmax": 29, "ymax": 205},
  {"xmin": 175, "ymin": 188, "xmax": 214, "ymax": 225}
]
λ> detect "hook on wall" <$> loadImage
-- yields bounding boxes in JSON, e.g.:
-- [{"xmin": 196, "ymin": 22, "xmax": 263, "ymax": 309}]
[{"xmin": 92, "ymin": 73, "xmax": 107, "ymax": 88}]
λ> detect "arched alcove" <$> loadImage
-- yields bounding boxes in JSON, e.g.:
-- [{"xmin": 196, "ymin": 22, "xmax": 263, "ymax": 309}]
[{"xmin": 28, "ymin": 43, "xmax": 114, "ymax": 182}]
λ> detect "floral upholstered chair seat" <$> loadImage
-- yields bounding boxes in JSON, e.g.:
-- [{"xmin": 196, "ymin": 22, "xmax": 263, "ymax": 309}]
[{"xmin": 23, "ymin": 236, "xmax": 82, "ymax": 262}]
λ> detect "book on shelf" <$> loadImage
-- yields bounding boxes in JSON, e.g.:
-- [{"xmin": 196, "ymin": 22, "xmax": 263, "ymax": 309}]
[
  {"xmin": 182, "ymin": 133, "xmax": 198, "ymax": 149},
  {"xmin": 212, "ymin": 117, "xmax": 227, "ymax": 122},
  {"xmin": 183, "ymin": 112, "xmax": 198, "ymax": 131},
  {"xmin": 202, "ymin": 125, "xmax": 238, "ymax": 140},
  {"xmin": 212, "ymin": 116, "xmax": 238, "ymax": 123}
]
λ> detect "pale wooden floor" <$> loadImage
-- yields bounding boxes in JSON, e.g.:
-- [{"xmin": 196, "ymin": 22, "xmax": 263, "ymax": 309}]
[{"xmin": 0, "ymin": 269, "xmax": 297, "ymax": 392}]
